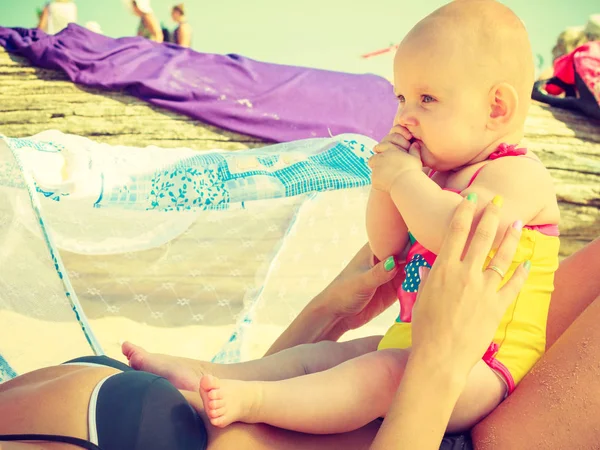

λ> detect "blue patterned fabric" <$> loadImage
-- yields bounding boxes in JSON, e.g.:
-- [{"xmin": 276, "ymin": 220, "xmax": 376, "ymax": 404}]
[{"xmin": 0, "ymin": 133, "xmax": 375, "ymax": 213}]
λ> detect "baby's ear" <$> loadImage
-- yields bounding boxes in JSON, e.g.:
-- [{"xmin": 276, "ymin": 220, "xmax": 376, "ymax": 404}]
[{"xmin": 487, "ymin": 82, "xmax": 518, "ymax": 129}]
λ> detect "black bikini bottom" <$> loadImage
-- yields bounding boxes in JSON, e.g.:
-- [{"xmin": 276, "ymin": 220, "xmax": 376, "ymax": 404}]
[{"xmin": 0, "ymin": 355, "xmax": 208, "ymax": 450}]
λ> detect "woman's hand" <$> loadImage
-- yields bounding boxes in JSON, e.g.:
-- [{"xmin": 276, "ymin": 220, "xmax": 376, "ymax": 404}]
[
  {"xmin": 265, "ymin": 243, "xmax": 406, "ymax": 356},
  {"xmin": 410, "ymin": 195, "xmax": 530, "ymax": 371},
  {"xmin": 320, "ymin": 243, "xmax": 406, "ymax": 334},
  {"xmin": 372, "ymin": 195, "xmax": 530, "ymax": 450}
]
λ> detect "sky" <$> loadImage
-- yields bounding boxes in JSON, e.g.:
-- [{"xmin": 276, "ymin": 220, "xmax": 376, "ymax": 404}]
[{"xmin": 0, "ymin": 0, "xmax": 597, "ymax": 78}]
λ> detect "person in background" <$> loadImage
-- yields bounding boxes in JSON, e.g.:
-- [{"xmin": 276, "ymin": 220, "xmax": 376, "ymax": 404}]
[
  {"xmin": 37, "ymin": 0, "xmax": 77, "ymax": 35},
  {"xmin": 171, "ymin": 3, "xmax": 192, "ymax": 48},
  {"xmin": 538, "ymin": 14, "xmax": 600, "ymax": 80},
  {"xmin": 131, "ymin": 0, "xmax": 163, "ymax": 43},
  {"xmin": 84, "ymin": 21, "xmax": 103, "ymax": 35}
]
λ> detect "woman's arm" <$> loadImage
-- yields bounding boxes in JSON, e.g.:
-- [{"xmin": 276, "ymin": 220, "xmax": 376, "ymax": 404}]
[
  {"xmin": 143, "ymin": 12, "xmax": 163, "ymax": 42},
  {"xmin": 372, "ymin": 352, "xmax": 468, "ymax": 449},
  {"xmin": 37, "ymin": 5, "xmax": 49, "ymax": 32},
  {"xmin": 265, "ymin": 243, "xmax": 403, "ymax": 356},
  {"xmin": 177, "ymin": 23, "xmax": 192, "ymax": 48},
  {"xmin": 371, "ymin": 196, "xmax": 529, "ymax": 449}
]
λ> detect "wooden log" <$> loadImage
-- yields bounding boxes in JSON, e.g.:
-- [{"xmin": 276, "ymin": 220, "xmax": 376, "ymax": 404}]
[
  {"xmin": 0, "ymin": 47, "xmax": 598, "ymax": 257},
  {"xmin": 0, "ymin": 49, "xmax": 264, "ymax": 151}
]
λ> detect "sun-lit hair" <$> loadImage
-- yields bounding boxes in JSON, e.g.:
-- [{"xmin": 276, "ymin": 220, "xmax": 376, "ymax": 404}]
[
  {"xmin": 552, "ymin": 27, "xmax": 588, "ymax": 61},
  {"xmin": 173, "ymin": 3, "xmax": 185, "ymax": 15},
  {"xmin": 552, "ymin": 15, "xmax": 600, "ymax": 61}
]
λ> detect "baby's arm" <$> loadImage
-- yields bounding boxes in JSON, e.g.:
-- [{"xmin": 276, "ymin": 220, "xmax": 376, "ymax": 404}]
[
  {"xmin": 389, "ymin": 157, "xmax": 557, "ymax": 254},
  {"xmin": 366, "ymin": 189, "xmax": 409, "ymax": 262},
  {"xmin": 366, "ymin": 125, "xmax": 415, "ymax": 261}
]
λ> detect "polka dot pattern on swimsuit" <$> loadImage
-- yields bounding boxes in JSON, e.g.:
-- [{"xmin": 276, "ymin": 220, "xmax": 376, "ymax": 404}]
[{"xmin": 401, "ymin": 254, "xmax": 431, "ymax": 293}]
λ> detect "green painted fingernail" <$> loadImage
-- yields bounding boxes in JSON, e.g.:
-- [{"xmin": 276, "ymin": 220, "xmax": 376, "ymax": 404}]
[
  {"xmin": 384, "ymin": 256, "xmax": 396, "ymax": 271},
  {"xmin": 524, "ymin": 260, "xmax": 531, "ymax": 271},
  {"xmin": 467, "ymin": 193, "xmax": 478, "ymax": 203}
]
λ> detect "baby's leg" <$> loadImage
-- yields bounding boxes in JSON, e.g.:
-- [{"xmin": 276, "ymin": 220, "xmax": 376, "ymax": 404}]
[
  {"xmin": 200, "ymin": 348, "xmax": 409, "ymax": 433},
  {"xmin": 447, "ymin": 360, "xmax": 507, "ymax": 432},
  {"xmin": 122, "ymin": 336, "xmax": 380, "ymax": 391}
]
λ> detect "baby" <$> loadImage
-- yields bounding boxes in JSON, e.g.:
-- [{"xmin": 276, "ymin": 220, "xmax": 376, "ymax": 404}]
[{"xmin": 124, "ymin": 0, "xmax": 560, "ymax": 435}]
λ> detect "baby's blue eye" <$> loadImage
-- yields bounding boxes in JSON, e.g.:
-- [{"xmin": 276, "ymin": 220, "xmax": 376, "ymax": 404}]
[
  {"xmin": 397, "ymin": 95, "xmax": 406, "ymax": 103},
  {"xmin": 422, "ymin": 95, "xmax": 435, "ymax": 103}
]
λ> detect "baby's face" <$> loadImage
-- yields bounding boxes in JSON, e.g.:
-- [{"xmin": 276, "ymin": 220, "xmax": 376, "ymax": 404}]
[{"xmin": 392, "ymin": 40, "xmax": 491, "ymax": 171}]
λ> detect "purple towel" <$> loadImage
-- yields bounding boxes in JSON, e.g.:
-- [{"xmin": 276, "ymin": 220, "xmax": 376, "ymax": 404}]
[{"xmin": 0, "ymin": 25, "xmax": 397, "ymax": 143}]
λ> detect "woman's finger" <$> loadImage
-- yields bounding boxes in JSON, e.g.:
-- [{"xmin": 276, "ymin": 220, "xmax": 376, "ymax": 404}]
[
  {"xmin": 498, "ymin": 261, "xmax": 530, "ymax": 310},
  {"xmin": 362, "ymin": 255, "xmax": 401, "ymax": 290},
  {"xmin": 436, "ymin": 196, "xmax": 477, "ymax": 264},
  {"xmin": 484, "ymin": 220, "xmax": 523, "ymax": 283},
  {"xmin": 462, "ymin": 196, "xmax": 502, "ymax": 269}
]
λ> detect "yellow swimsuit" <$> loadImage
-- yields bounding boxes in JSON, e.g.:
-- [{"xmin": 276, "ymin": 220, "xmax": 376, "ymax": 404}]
[{"xmin": 378, "ymin": 145, "xmax": 560, "ymax": 393}]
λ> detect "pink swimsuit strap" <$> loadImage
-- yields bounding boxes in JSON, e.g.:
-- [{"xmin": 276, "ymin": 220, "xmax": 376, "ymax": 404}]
[
  {"xmin": 465, "ymin": 143, "xmax": 528, "ymax": 189},
  {"xmin": 523, "ymin": 223, "xmax": 560, "ymax": 237}
]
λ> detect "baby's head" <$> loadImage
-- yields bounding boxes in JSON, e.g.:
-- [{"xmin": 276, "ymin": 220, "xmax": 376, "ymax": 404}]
[{"xmin": 393, "ymin": 0, "xmax": 534, "ymax": 171}]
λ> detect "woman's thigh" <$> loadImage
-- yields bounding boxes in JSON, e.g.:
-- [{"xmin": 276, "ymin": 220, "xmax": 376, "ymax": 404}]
[
  {"xmin": 473, "ymin": 294, "xmax": 600, "ymax": 449},
  {"xmin": 207, "ymin": 420, "xmax": 381, "ymax": 450}
]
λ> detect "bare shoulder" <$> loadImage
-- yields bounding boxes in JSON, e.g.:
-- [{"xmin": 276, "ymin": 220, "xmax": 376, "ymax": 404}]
[{"xmin": 472, "ymin": 155, "xmax": 560, "ymax": 224}]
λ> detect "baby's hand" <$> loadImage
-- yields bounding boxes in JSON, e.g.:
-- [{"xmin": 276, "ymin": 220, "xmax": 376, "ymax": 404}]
[
  {"xmin": 368, "ymin": 138, "xmax": 423, "ymax": 193},
  {"xmin": 373, "ymin": 125, "xmax": 413, "ymax": 153}
]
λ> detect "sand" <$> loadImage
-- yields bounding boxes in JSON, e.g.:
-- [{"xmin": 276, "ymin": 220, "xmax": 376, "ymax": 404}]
[{"xmin": 1, "ymin": 187, "xmax": 396, "ymax": 378}]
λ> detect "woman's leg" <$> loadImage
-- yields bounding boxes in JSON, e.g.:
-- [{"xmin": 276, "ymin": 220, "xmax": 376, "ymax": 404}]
[
  {"xmin": 122, "ymin": 336, "xmax": 381, "ymax": 391},
  {"xmin": 180, "ymin": 388, "xmax": 381, "ymax": 449},
  {"xmin": 472, "ymin": 293, "xmax": 600, "ymax": 449},
  {"xmin": 207, "ymin": 420, "xmax": 381, "ymax": 450},
  {"xmin": 198, "ymin": 349, "xmax": 409, "ymax": 433},
  {"xmin": 546, "ymin": 237, "xmax": 600, "ymax": 349}
]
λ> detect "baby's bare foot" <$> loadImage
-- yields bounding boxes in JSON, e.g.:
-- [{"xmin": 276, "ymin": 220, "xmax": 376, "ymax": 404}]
[
  {"xmin": 199, "ymin": 374, "xmax": 262, "ymax": 428},
  {"xmin": 121, "ymin": 341, "xmax": 201, "ymax": 391}
]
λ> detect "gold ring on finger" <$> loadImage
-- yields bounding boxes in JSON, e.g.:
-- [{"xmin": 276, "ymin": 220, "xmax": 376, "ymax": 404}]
[{"xmin": 486, "ymin": 265, "xmax": 506, "ymax": 279}]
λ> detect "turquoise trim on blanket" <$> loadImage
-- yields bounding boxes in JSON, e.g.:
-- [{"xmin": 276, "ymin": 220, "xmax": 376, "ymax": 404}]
[
  {"xmin": 0, "ymin": 354, "xmax": 17, "ymax": 382},
  {"xmin": 0, "ymin": 139, "xmax": 104, "ymax": 357}
]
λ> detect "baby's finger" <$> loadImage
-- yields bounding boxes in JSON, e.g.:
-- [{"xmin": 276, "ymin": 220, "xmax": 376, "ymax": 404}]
[
  {"xmin": 389, "ymin": 125, "xmax": 413, "ymax": 141},
  {"xmin": 376, "ymin": 135, "xmax": 411, "ymax": 152},
  {"xmin": 368, "ymin": 152, "xmax": 388, "ymax": 168},
  {"xmin": 463, "ymin": 196, "xmax": 502, "ymax": 269},
  {"xmin": 408, "ymin": 141, "xmax": 421, "ymax": 159},
  {"xmin": 436, "ymin": 196, "xmax": 477, "ymax": 264},
  {"xmin": 484, "ymin": 220, "xmax": 523, "ymax": 284}
]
